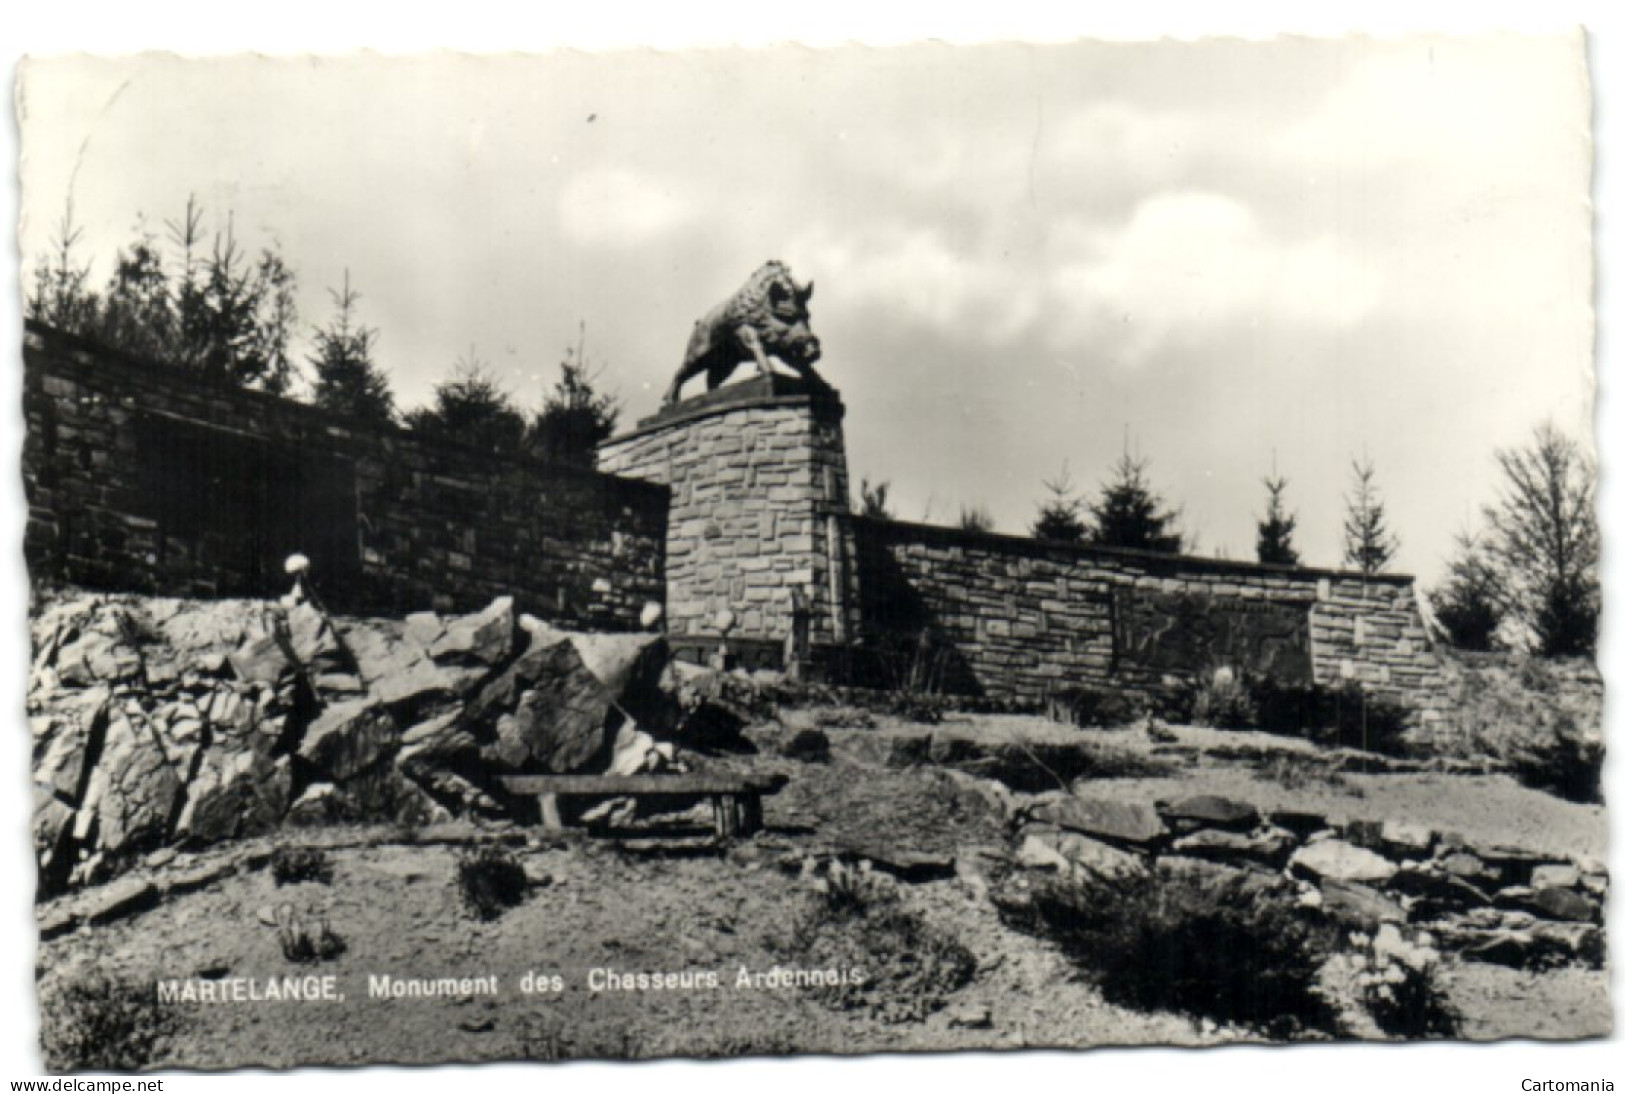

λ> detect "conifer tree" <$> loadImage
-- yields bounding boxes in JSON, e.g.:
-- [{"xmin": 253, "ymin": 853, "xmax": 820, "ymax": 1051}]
[
  {"xmin": 1031, "ymin": 465, "xmax": 1088, "ymax": 542},
  {"xmin": 1430, "ymin": 529, "xmax": 1504, "ymax": 651},
  {"xmin": 526, "ymin": 324, "xmax": 621, "ymax": 467},
  {"xmin": 1342, "ymin": 457, "xmax": 1398, "ymax": 575},
  {"xmin": 405, "ymin": 351, "xmax": 526, "ymax": 455},
  {"xmin": 1255, "ymin": 474, "xmax": 1301, "ymax": 566},
  {"xmin": 310, "ymin": 272, "xmax": 395, "ymax": 425},
  {"xmin": 1088, "ymin": 453, "xmax": 1183, "ymax": 554}
]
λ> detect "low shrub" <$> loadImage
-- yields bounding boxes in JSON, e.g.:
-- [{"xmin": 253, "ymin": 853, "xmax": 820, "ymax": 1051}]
[
  {"xmin": 456, "ymin": 844, "xmax": 529, "ymax": 921},
  {"xmin": 39, "ymin": 970, "xmax": 177, "ymax": 1072},
  {"xmin": 781, "ymin": 727, "xmax": 833, "ymax": 763},
  {"xmin": 1503, "ymin": 711, "xmax": 1603, "ymax": 804},
  {"xmin": 781, "ymin": 861, "xmax": 976, "ymax": 1024},
  {"xmin": 270, "ymin": 845, "xmax": 333, "ymax": 886},
  {"xmin": 1349, "ymin": 927, "xmax": 1459, "ymax": 1039},
  {"xmin": 1004, "ymin": 871, "xmax": 1339, "ymax": 1037},
  {"xmin": 1187, "ymin": 667, "xmax": 1259, "ymax": 730}
]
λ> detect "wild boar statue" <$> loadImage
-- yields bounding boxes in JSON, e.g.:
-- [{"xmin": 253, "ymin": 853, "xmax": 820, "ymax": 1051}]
[{"xmin": 662, "ymin": 261, "xmax": 825, "ymax": 405}]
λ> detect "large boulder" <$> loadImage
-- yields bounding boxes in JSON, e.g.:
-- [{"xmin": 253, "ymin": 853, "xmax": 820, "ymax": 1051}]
[
  {"xmin": 466, "ymin": 635, "xmax": 616, "ymax": 773},
  {"xmin": 286, "ymin": 602, "xmax": 349, "ymax": 674},
  {"xmin": 1170, "ymin": 826, "xmax": 1295, "ymax": 867},
  {"xmin": 55, "ymin": 622, "xmax": 144, "ymax": 687},
  {"xmin": 1029, "ymin": 797, "xmax": 1167, "ymax": 847},
  {"xmin": 428, "ymin": 597, "xmax": 517, "ymax": 668},
  {"xmin": 569, "ymin": 632, "xmax": 673, "ymax": 728},
  {"xmin": 1016, "ymin": 826, "xmax": 1149, "ymax": 882},
  {"xmin": 1161, "ymin": 795, "xmax": 1260, "ymax": 832},
  {"xmin": 347, "ymin": 617, "xmax": 487, "ymax": 714},
  {"xmin": 83, "ymin": 710, "xmax": 185, "ymax": 858},
  {"xmin": 298, "ymin": 701, "xmax": 398, "ymax": 781},
  {"xmin": 1319, "ymin": 879, "xmax": 1408, "ymax": 929},
  {"xmin": 174, "ymin": 750, "xmax": 291, "ymax": 845},
  {"xmin": 33, "ymin": 793, "xmax": 77, "ymax": 891},
  {"xmin": 32, "ymin": 688, "xmax": 111, "ymax": 803},
  {"xmin": 1288, "ymin": 839, "xmax": 1398, "ymax": 885},
  {"xmin": 229, "ymin": 631, "xmax": 296, "ymax": 686}
]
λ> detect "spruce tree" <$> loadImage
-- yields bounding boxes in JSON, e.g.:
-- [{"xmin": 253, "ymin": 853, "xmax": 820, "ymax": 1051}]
[
  {"xmin": 1430, "ymin": 529, "xmax": 1503, "ymax": 651},
  {"xmin": 310, "ymin": 272, "xmax": 395, "ymax": 425},
  {"xmin": 1031, "ymin": 466, "xmax": 1088, "ymax": 542},
  {"xmin": 1087, "ymin": 453, "xmax": 1183, "ymax": 554},
  {"xmin": 1342, "ymin": 457, "xmax": 1398, "ymax": 575},
  {"xmin": 526, "ymin": 325, "xmax": 621, "ymax": 467},
  {"xmin": 405, "ymin": 352, "xmax": 526, "ymax": 456},
  {"xmin": 1255, "ymin": 474, "xmax": 1301, "ymax": 566}
]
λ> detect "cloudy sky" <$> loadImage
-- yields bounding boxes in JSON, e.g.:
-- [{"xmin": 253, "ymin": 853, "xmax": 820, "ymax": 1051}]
[{"xmin": 17, "ymin": 36, "xmax": 1593, "ymax": 582}]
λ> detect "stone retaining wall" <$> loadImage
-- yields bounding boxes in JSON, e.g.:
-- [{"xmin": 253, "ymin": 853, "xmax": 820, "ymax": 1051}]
[
  {"xmin": 23, "ymin": 322, "xmax": 668, "ymax": 628},
  {"xmin": 854, "ymin": 517, "xmax": 1448, "ymax": 714}
]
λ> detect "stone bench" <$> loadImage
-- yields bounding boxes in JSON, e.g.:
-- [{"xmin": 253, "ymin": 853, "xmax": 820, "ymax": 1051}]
[{"xmin": 497, "ymin": 772, "xmax": 788, "ymax": 839}]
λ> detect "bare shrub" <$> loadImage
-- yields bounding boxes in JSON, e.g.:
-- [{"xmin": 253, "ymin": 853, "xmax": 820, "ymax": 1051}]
[
  {"xmin": 276, "ymin": 907, "xmax": 346, "ymax": 963},
  {"xmin": 456, "ymin": 844, "xmax": 529, "ymax": 921}
]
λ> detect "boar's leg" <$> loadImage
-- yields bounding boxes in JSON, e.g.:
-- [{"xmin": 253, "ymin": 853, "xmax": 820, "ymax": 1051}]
[
  {"xmin": 734, "ymin": 324, "xmax": 776, "ymax": 382},
  {"xmin": 662, "ymin": 366, "xmax": 695, "ymax": 405}
]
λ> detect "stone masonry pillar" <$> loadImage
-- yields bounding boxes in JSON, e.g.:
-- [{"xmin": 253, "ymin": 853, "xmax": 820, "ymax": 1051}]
[{"xmin": 597, "ymin": 374, "xmax": 858, "ymax": 671}]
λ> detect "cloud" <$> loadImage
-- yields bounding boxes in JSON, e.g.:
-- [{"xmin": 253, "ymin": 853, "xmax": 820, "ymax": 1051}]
[
  {"xmin": 788, "ymin": 188, "xmax": 1379, "ymax": 371},
  {"xmin": 557, "ymin": 168, "xmax": 694, "ymax": 246},
  {"xmin": 1275, "ymin": 35, "xmax": 1584, "ymax": 182},
  {"xmin": 789, "ymin": 224, "xmax": 1043, "ymax": 349},
  {"xmin": 1048, "ymin": 191, "xmax": 1382, "ymax": 363}
]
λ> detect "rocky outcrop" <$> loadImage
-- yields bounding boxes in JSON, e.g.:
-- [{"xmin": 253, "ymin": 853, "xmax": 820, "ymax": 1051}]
[{"xmin": 27, "ymin": 590, "xmax": 710, "ymax": 897}]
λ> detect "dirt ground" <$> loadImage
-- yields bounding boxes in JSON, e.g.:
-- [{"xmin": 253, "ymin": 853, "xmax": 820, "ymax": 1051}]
[{"xmin": 35, "ymin": 708, "xmax": 1611, "ymax": 1069}]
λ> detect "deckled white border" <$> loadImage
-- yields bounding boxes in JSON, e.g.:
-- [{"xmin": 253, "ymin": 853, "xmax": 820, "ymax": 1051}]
[{"xmin": 3, "ymin": 2, "xmax": 1618, "ymax": 1087}]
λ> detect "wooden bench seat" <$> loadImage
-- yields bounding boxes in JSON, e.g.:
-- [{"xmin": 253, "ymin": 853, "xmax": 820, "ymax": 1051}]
[{"xmin": 497, "ymin": 772, "xmax": 787, "ymax": 839}]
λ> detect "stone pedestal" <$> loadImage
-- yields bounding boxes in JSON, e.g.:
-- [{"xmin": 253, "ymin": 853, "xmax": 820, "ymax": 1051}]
[{"xmin": 597, "ymin": 374, "xmax": 857, "ymax": 670}]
